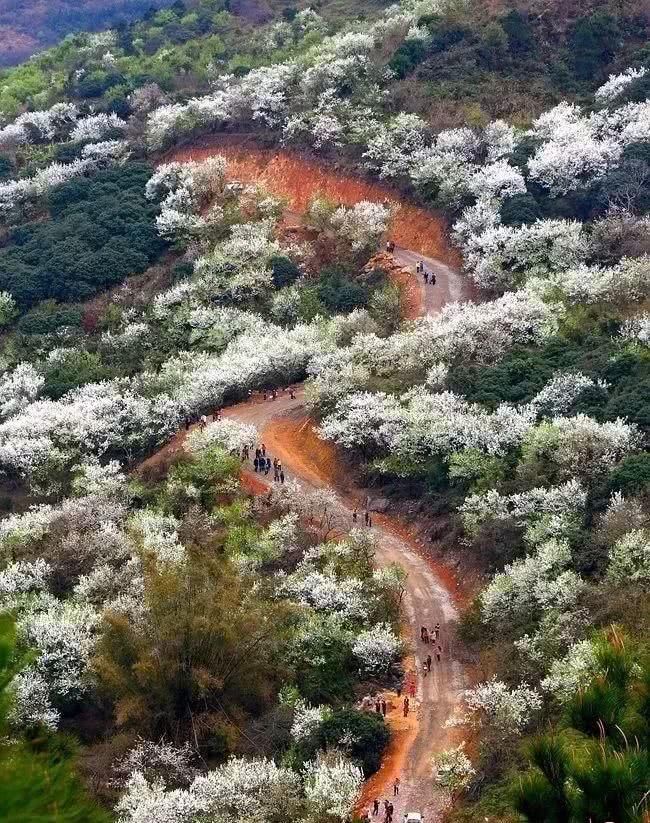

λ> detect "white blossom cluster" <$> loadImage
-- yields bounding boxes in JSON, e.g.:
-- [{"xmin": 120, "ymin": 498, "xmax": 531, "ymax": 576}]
[
  {"xmin": 453, "ymin": 678, "xmax": 542, "ymax": 739},
  {"xmin": 70, "ymin": 112, "xmax": 127, "ymax": 143},
  {"xmin": 351, "ymin": 621, "xmax": 402, "ymax": 673},
  {"xmin": 620, "ymin": 312, "xmax": 650, "ymax": 346},
  {"xmin": 595, "ymin": 67, "xmax": 648, "ymax": 104},
  {"xmin": 461, "ymin": 219, "xmax": 589, "ymax": 292},
  {"xmin": 146, "ymin": 157, "xmax": 227, "ymax": 241},
  {"xmin": 606, "ymin": 529, "xmax": 650, "ymax": 585},
  {"xmin": 0, "ymin": 102, "xmax": 79, "ymax": 147},
  {"xmin": 460, "ymin": 480, "xmax": 587, "ymax": 537},
  {"xmin": 116, "ymin": 753, "xmax": 361, "ymax": 823},
  {"xmin": 527, "ymin": 372, "xmax": 602, "ymax": 418},
  {"xmin": 290, "ymin": 699, "xmax": 331, "ymax": 742},
  {"xmin": 434, "ymin": 743, "xmax": 475, "ymax": 798},
  {"xmin": 480, "ymin": 539, "xmax": 583, "ymax": 625}
]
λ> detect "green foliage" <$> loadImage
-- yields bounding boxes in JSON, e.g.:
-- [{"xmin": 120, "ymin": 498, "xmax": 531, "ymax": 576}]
[
  {"xmin": 0, "ymin": 614, "xmax": 109, "ymax": 823},
  {"xmin": 567, "ymin": 13, "xmax": 619, "ymax": 83},
  {"xmin": 512, "ymin": 633, "xmax": 650, "ymax": 823},
  {"xmin": 93, "ymin": 550, "xmax": 293, "ymax": 750},
  {"xmin": 0, "ymin": 163, "xmax": 165, "ymax": 316},
  {"xmin": 448, "ymin": 334, "xmax": 650, "ymax": 431},
  {"xmin": 608, "ymin": 453, "xmax": 650, "ymax": 495},
  {"xmin": 16, "ymin": 300, "xmax": 83, "ymax": 335},
  {"xmin": 166, "ymin": 445, "xmax": 241, "ymax": 509},
  {"xmin": 43, "ymin": 350, "xmax": 112, "ymax": 399},
  {"xmin": 316, "ymin": 267, "xmax": 369, "ymax": 314},
  {"xmin": 316, "ymin": 708, "xmax": 390, "ymax": 776},
  {"xmin": 270, "ymin": 255, "xmax": 301, "ymax": 288}
]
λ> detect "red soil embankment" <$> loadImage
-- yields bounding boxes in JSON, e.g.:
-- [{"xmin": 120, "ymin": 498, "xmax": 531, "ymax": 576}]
[{"xmin": 165, "ymin": 137, "xmax": 461, "ymax": 270}]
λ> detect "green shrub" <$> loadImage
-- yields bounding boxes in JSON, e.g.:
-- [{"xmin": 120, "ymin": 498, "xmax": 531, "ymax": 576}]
[{"xmin": 317, "ymin": 709, "xmax": 390, "ymax": 776}]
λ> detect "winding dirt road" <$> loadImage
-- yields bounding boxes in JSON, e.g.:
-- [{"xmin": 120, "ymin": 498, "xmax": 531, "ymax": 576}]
[{"xmin": 158, "ymin": 145, "xmax": 472, "ymax": 819}]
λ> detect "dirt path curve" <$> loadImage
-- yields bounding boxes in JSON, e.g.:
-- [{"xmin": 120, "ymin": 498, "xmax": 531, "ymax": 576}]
[
  {"xmin": 160, "ymin": 142, "xmax": 471, "ymax": 819},
  {"xmin": 222, "ymin": 393, "xmax": 466, "ymax": 821}
]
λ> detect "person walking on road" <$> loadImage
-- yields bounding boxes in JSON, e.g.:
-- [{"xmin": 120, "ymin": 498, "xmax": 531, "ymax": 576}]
[
  {"xmin": 431, "ymin": 272, "xmax": 436, "ymax": 286},
  {"xmin": 423, "ymin": 269, "xmax": 429, "ymax": 284},
  {"xmin": 381, "ymin": 699, "xmax": 387, "ymax": 716},
  {"xmin": 353, "ymin": 508, "xmax": 358, "ymax": 524},
  {"xmin": 280, "ymin": 470, "xmax": 285, "ymax": 484},
  {"xmin": 265, "ymin": 457, "xmax": 271, "ymax": 475},
  {"xmin": 253, "ymin": 457, "xmax": 259, "ymax": 473},
  {"xmin": 403, "ymin": 697, "xmax": 410, "ymax": 717},
  {"xmin": 436, "ymin": 645, "xmax": 442, "ymax": 663},
  {"xmin": 426, "ymin": 653, "xmax": 432, "ymax": 672},
  {"xmin": 373, "ymin": 799, "xmax": 380, "ymax": 816},
  {"xmin": 393, "ymin": 777, "xmax": 400, "ymax": 796}
]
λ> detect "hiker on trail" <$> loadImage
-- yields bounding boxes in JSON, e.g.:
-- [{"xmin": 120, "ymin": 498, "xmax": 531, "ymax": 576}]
[
  {"xmin": 426, "ymin": 654, "xmax": 432, "ymax": 672},
  {"xmin": 431, "ymin": 272, "xmax": 436, "ymax": 286},
  {"xmin": 393, "ymin": 777, "xmax": 400, "ymax": 797},
  {"xmin": 364, "ymin": 510, "xmax": 370, "ymax": 526},
  {"xmin": 367, "ymin": 514, "xmax": 372, "ymax": 527},
  {"xmin": 436, "ymin": 645, "xmax": 442, "ymax": 663},
  {"xmin": 261, "ymin": 443, "xmax": 266, "ymax": 457},
  {"xmin": 416, "ymin": 260, "xmax": 423, "ymax": 274},
  {"xmin": 375, "ymin": 699, "xmax": 381, "ymax": 714},
  {"xmin": 274, "ymin": 466, "xmax": 280, "ymax": 482},
  {"xmin": 271, "ymin": 389, "xmax": 277, "ymax": 400},
  {"xmin": 263, "ymin": 390, "xmax": 268, "ymax": 400},
  {"xmin": 423, "ymin": 270, "xmax": 429, "ymax": 284},
  {"xmin": 381, "ymin": 699, "xmax": 387, "ymax": 716},
  {"xmin": 433, "ymin": 624, "xmax": 440, "ymax": 641},
  {"xmin": 403, "ymin": 697, "xmax": 409, "ymax": 717},
  {"xmin": 373, "ymin": 798, "xmax": 380, "ymax": 816},
  {"xmin": 242, "ymin": 445, "xmax": 249, "ymax": 461},
  {"xmin": 184, "ymin": 417, "xmax": 191, "ymax": 431},
  {"xmin": 420, "ymin": 625, "xmax": 427, "ymax": 642},
  {"xmin": 280, "ymin": 470, "xmax": 285, "ymax": 484},
  {"xmin": 423, "ymin": 627, "xmax": 430, "ymax": 644},
  {"xmin": 215, "ymin": 409, "xmax": 222, "ymax": 421},
  {"xmin": 422, "ymin": 659, "xmax": 428, "ymax": 678},
  {"xmin": 253, "ymin": 457, "xmax": 259, "ymax": 473},
  {"xmin": 352, "ymin": 509, "xmax": 358, "ymax": 524},
  {"xmin": 289, "ymin": 387, "xmax": 296, "ymax": 399},
  {"xmin": 387, "ymin": 802, "xmax": 394, "ymax": 822},
  {"xmin": 265, "ymin": 457, "xmax": 271, "ymax": 475},
  {"xmin": 199, "ymin": 414, "xmax": 207, "ymax": 431}
]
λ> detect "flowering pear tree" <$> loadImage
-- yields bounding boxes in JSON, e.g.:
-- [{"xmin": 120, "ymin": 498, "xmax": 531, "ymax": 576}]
[{"xmin": 433, "ymin": 743, "xmax": 475, "ymax": 805}]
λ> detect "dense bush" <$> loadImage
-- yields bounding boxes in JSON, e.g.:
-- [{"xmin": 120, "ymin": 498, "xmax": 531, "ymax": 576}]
[
  {"xmin": 0, "ymin": 163, "xmax": 165, "ymax": 314},
  {"xmin": 317, "ymin": 709, "xmax": 390, "ymax": 776}
]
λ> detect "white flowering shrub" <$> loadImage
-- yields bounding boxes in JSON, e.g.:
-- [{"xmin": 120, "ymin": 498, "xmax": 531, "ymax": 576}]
[
  {"xmin": 129, "ymin": 510, "xmax": 185, "ymax": 566},
  {"xmin": 541, "ymin": 639, "xmax": 601, "ymax": 703},
  {"xmin": 519, "ymin": 414, "xmax": 641, "ymax": 482},
  {"xmin": 469, "ymin": 160, "xmax": 526, "ymax": 202},
  {"xmin": 352, "ymin": 622, "xmax": 401, "ymax": 674},
  {"xmin": 329, "ymin": 201, "xmax": 391, "ymax": 255},
  {"xmin": 543, "ymin": 256, "xmax": 650, "ymax": 306},
  {"xmin": 8, "ymin": 668, "xmax": 60, "ymax": 731},
  {"xmin": 0, "ymin": 290, "xmax": 16, "ymax": 327},
  {"xmin": 595, "ymin": 67, "xmax": 648, "ymax": 104},
  {"xmin": 527, "ymin": 372, "xmax": 602, "ymax": 418},
  {"xmin": 0, "ymin": 363, "xmax": 45, "ymax": 420},
  {"xmin": 282, "ymin": 566, "xmax": 368, "ymax": 620},
  {"xmin": 17, "ymin": 598, "xmax": 99, "ymax": 702},
  {"xmin": 70, "ymin": 112, "xmax": 127, "ymax": 143},
  {"xmin": 527, "ymin": 104, "xmax": 621, "ymax": 195},
  {"xmin": 291, "ymin": 699, "xmax": 332, "ymax": 743},
  {"xmin": 479, "ymin": 539, "xmax": 582, "ymax": 624},
  {"xmin": 434, "ymin": 743, "xmax": 475, "ymax": 802},
  {"xmin": 606, "ymin": 529, "xmax": 650, "ymax": 585},
  {"xmin": 620, "ymin": 313, "xmax": 650, "ymax": 347},
  {"xmin": 456, "ymin": 678, "xmax": 542, "ymax": 739},
  {"xmin": 115, "ymin": 739, "xmax": 197, "ymax": 788},
  {"xmin": 462, "ymin": 219, "xmax": 589, "ymax": 292},
  {"xmin": 363, "ymin": 112, "xmax": 428, "ymax": 178},
  {"xmin": 303, "ymin": 752, "xmax": 363, "ymax": 821},
  {"xmin": 186, "ymin": 419, "xmax": 256, "ymax": 455}
]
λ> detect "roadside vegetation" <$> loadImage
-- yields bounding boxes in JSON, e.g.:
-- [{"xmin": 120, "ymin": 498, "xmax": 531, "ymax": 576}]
[{"xmin": 0, "ymin": 0, "xmax": 648, "ymax": 820}]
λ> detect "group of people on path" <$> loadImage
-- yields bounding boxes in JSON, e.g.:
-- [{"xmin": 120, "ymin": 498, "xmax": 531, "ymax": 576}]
[
  {"xmin": 352, "ymin": 508, "xmax": 373, "ymax": 528},
  {"xmin": 415, "ymin": 260, "xmax": 436, "ymax": 286},
  {"xmin": 360, "ymin": 780, "xmax": 401, "ymax": 823},
  {"xmin": 241, "ymin": 441, "xmax": 285, "ymax": 483},
  {"xmin": 420, "ymin": 623, "xmax": 442, "ymax": 676}
]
